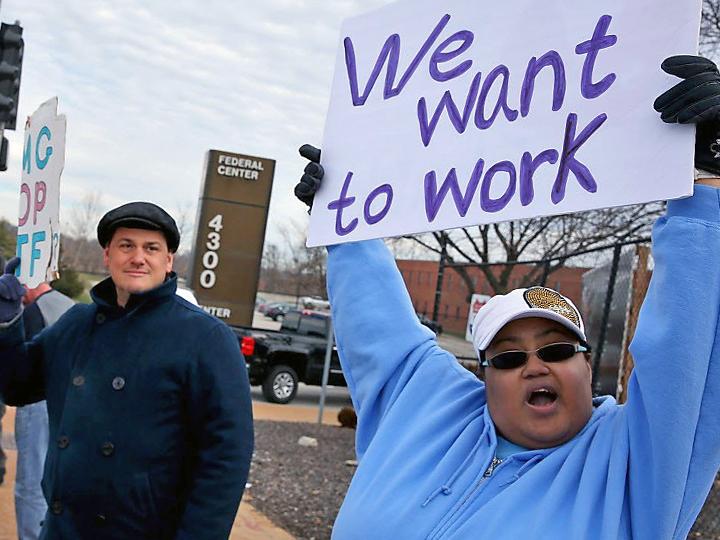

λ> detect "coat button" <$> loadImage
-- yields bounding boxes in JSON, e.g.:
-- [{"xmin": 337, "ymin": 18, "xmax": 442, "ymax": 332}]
[
  {"xmin": 96, "ymin": 313, "xmax": 106, "ymax": 324},
  {"xmin": 101, "ymin": 442, "xmax": 115, "ymax": 456},
  {"xmin": 72, "ymin": 375, "xmax": 85, "ymax": 387},
  {"xmin": 111, "ymin": 377, "xmax": 125, "ymax": 391},
  {"xmin": 57, "ymin": 436, "xmax": 69, "ymax": 449},
  {"xmin": 51, "ymin": 500, "xmax": 63, "ymax": 515}
]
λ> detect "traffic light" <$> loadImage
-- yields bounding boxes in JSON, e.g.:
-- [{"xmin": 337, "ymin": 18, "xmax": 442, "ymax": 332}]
[
  {"xmin": 0, "ymin": 23, "xmax": 23, "ymax": 130},
  {"xmin": 0, "ymin": 136, "xmax": 7, "ymax": 171}
]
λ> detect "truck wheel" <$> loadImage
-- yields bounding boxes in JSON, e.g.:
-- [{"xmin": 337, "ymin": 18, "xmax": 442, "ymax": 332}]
[{"xmin": 262, "ymin": 365, "xmax": 298, "ymax": 404}]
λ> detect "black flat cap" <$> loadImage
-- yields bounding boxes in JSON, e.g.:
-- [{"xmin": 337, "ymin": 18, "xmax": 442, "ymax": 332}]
[{"xmin": 97, "ymin": 201, "xmax": 180, "ymax": 252}]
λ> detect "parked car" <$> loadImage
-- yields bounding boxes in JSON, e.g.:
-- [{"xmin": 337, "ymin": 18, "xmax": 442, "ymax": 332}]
[
  {"xmin": 265, "ymin": 302, "xmax": 294, "ymax": 321},
  {"xmin": 233, "ymin": 310, "xmax": 344, "ymax": 404},
  {"xmin": 300, "ymin": 296, "xmax": 331, "ymax": 310},
  {"xmin": 176, "ymin": 287, "xmax": 199, "ymax": 306},
  {"xmin": 417, "ymin": 312, "xmax": 443, "ymax": 335}
]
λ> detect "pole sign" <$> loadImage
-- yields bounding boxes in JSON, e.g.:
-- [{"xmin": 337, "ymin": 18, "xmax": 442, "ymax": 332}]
[
  {"xmin": 307, "ymin": 0, "xmax": 701, "ymax": 247},
  {"xmin": 16, "ymin": 97, "xmax": 66, "ymax": 287},
  {"xmin": 466, "ymin": 293, "xmax": 490, "ymax": 341},
  {"xmin": 188, "ymin": 150, "xmax": 275, "ymax": 326}
]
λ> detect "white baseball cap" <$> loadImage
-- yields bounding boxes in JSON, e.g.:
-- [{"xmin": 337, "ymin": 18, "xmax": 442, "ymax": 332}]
[{"xmin": 471, "ymin": 286, "xmax": 587, "ymax": 357}]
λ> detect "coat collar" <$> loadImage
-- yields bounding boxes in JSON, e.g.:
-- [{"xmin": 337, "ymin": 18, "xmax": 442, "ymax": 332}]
[{"xmin": 91, "ymin": 272, "xmax": 178, "ymax": 313}]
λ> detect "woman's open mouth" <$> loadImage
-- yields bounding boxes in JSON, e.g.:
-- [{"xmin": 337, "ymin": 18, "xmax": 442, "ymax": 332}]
[{"xmin": 525, "ymin": 387, "xmax": 559, "ymax": 412}]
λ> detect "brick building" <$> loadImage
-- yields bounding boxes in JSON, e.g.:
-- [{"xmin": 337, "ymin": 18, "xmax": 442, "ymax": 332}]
[{"xmin": 396, "ymin": 259, "xmax": 590, "ymax": 335}]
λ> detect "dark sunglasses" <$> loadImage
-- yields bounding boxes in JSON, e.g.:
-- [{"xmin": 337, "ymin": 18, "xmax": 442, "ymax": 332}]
[{"xmin": 480, "ymin": 342, "xmax": 591, "ymax": 370}]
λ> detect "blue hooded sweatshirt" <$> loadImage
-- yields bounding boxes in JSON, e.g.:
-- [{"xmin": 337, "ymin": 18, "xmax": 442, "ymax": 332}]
[{"xmin": 327, "ymin": 185, "xmax": 720, "ymax": 540}]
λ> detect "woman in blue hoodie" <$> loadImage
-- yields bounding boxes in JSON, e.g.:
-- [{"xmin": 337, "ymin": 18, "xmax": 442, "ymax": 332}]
[{"xmin": 296, "ymin": 56, "xmax": 720, "ymax": 539}]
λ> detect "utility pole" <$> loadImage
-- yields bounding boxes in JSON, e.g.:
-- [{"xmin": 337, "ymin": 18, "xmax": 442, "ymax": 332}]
[
  {"xmin": 592, "ymin": 243, "xmax": 622, "ymax": 394},
  {"xmin": 317, "ymin": 317, "xmax": 334, "ymax": 424},
  {"xmin": 431, "ymin": 231, "xmax": 448, "ymax": 324}
]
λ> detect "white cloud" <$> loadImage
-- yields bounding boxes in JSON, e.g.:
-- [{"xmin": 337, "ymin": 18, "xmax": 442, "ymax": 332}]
[{"xmin": 0, "ymin": 0, "xmax": 393, "ymax": 252}]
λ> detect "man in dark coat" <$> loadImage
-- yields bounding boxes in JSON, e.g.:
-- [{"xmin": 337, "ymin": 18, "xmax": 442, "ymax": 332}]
[{"xmin": 0, "ymin": 202, "xmax": 254, "ymax": 540}]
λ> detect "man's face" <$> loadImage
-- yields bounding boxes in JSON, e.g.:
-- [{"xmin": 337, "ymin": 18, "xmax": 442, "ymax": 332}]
[
  {"xmin": 484, "ymin": 317, "xmax": 593, "ymax": 449},
  {"xmin": 103, "ymin": 227, "xmax": 174, "ymax": 306}
]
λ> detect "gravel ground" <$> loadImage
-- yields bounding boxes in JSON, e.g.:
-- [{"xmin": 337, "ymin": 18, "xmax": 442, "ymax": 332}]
[
  {"xmin": 691, "ymin": 475, "xmax": 720, "ymax": 540},
  {"xmin": 248, "ymin": 420, "xmax": 356, "ymax": 540}
]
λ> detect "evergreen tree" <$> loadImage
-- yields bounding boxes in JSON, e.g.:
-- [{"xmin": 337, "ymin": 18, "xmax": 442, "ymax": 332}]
[
  {"xmin": 51, "ymin": 265, "xmax": 85, "ymax": 299},
  {"xmin": 51, "ymin": 244, "xmax": 88, "ymax": 300},
  {"xmin": 0, "ymin": 219, "xmax": 16, "ymax": 262}
]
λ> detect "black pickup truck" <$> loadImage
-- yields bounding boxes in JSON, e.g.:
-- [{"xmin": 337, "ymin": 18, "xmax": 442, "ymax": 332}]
[{"xmin": 232, "ymin": 310, "xmax": 345, "ymax": 404}]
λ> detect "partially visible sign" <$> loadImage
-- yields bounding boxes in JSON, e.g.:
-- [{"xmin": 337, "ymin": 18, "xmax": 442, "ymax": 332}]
[
  {"xmin": 466, "ymin": 293, "xmax": 490, "ymax": 342},
  {"xmin": 308, "ymin": 0, "xmax": 701, "ymax": 247},
  {"xmin": 16, "ymin": 97, "xmax": 66, "ymax": 287},
  {"xmin": 188, "ymin": 150, "xmax": 276, "ymax": 326}
]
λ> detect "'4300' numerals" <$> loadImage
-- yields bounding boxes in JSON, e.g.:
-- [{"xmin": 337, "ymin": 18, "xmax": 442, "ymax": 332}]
[{"xmin": 200, "ymin": 214, "xmax": 223, "ymax": 289}]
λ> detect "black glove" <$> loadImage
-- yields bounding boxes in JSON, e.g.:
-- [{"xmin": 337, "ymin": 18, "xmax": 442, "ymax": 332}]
[
  {"xmin": 0, "ymin": 257, "xmax": 24, "ymax": 323},
  {"xmin": 295, "ymin": 144, "xmax": 323, "ymax": 208},
  {"xmin": 654, "ymin": 55, "xmax": 720, "ymax": 175}
]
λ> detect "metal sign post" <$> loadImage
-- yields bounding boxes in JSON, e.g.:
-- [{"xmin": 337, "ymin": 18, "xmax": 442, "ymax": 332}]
[{"xmin": 317, "ymin": 317, "xmax": 334, "ymax": 424}]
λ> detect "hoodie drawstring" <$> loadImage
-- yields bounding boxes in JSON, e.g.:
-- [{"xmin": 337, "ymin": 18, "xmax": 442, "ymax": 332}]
[{"xmin": 422, "ymin": 420, "xmax": 491, "ymax": 508}]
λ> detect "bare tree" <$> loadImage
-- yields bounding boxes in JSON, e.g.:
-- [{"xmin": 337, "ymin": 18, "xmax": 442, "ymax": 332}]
[
  {"xmin": 258, "ymin": 220, "xmax": 327, "ymax": 299},
  {"xmin": 404, "ymin": 202, "xmax": 663, "ymax": 301},
  {"xmin": 259, "ymin": 243, "xmax": 284, "ymax": 293},
  {"xmin": 277, "ymin": 219, "xmax": 327, "ymax": 299},
  {"xmin": 174, "ymin": 200, "xmax": 196, "ymax": 255},
  {"xmin": 701, "ymin": 0, "xmax": 720, "ymax": 54},
  {"xmin": 65, "ymin": 193, "xmax": 104, "ymax": 270},
  {"xmin": 67, "ymin": 192, "xmax": 103, "ymax": 240}
]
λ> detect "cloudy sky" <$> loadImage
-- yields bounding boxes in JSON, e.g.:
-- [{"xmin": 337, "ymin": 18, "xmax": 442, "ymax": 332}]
[{"xmin": 0, "ymin": 0, "xmax": 391, "ymax": 251}]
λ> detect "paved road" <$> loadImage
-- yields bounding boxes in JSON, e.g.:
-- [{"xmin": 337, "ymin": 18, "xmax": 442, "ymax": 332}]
[{"xmin": 251, "ymin": 382, "xmax": 351, "ymax": 409}]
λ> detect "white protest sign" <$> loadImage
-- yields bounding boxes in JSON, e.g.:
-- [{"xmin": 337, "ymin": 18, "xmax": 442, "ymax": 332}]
[
  {"xmin": 16, "ymin": 97, "xmax": 66, "ymax": 287},
  {"xmin": 466, "ymin": 293, "xmax": 490, "ymax": 342},
  {"xmin": 308, "ymin": 0, "xmax": 701, "ymax": 247}
]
